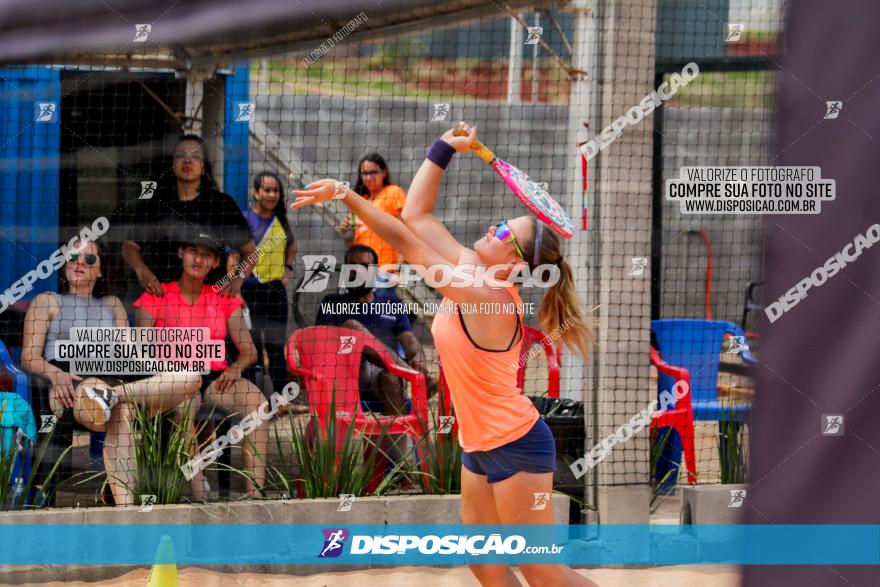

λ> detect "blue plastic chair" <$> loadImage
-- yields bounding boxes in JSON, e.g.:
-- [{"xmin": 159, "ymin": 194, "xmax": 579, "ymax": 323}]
[
  {"xmin": 0, "ymin": 340, "xmax": 30, "ymax": 405},
  {"xmin": 0, "ymin": 339, "xmax": 37, "ymax": 501},
  {"xmin": 652, "ymin": 319, "xmax": 755, "ymax": 423},
  {"xmin": 651, "ymin": 319, "xmax": 756, "ymax": 492}
]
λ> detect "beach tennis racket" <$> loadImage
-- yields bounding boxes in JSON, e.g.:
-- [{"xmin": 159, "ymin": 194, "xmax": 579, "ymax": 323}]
[{"xmin": 453, "ymin": 122, "xmax": 574, "ymax": 239}]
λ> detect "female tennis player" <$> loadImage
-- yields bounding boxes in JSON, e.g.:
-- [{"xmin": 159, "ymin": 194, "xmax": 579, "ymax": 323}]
[{"xmin": 294, "ymin": 125, "xmax": 596, "ymax": 587}]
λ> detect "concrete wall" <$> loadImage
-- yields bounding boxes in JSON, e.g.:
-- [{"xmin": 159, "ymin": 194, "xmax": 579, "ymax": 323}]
[
  {"xmin": 0, "ymin": 494, "xmax": 570, "ymax": 583},
  {"xmin": 250, "ymin": 94, "xmax": 571, "ymax": 340},
  {"xmin": 249, "ymin": 86, "xmax": 766, "ymax": 369},
  {"xmin": 660, "ymin": 107, "xmax": 770, "ymax": 324}
]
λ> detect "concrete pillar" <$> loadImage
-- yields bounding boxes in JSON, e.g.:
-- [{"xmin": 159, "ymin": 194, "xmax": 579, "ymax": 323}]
[
  {"xmin": 201, "ymin": 76, "xmax": 226, "ymax": 191},
  {"xmin": 183, "ymin": 70, "xmax": 207, "ymax": 135},
  {"xmin": 178, "ymin": 69, "xmax": 226, "ymax": 190},
  {"xmin": 567, "ymin": 0, "xmax": 657, "ymax": 524}
]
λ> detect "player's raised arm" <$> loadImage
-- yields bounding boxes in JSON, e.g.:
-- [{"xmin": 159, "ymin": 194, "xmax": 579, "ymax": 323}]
[
  {"xmin": 293, "ymin": 180, "xmax": 509, "ymax": 307},
  {"xmin": 399, "ymin": 125, "xmax": 477, "ymax": 264}
]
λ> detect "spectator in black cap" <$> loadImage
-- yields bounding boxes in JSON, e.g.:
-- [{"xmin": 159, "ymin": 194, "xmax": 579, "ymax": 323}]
[{"xmin": 133, "ymin": 229, "xmax": 268, "ymax": 498}]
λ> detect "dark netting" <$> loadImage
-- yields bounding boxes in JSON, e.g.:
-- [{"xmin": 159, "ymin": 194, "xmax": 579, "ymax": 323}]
[{"xmin": 0, "ymin": 0, "xmax": 782, "ymax": 524}]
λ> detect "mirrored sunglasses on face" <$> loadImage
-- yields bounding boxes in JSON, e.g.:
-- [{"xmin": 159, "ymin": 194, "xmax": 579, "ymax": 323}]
[
  {"xmin": 495, "ymin": 220, "xmax": 525, "ymax": 260},
  {"xmin": 68, "ymin": 253, "xmax": 98, "ymax": 266}
]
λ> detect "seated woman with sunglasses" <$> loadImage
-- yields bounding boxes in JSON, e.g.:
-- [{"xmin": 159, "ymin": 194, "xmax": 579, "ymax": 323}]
[
  {"xmin": 22, "ymin": 238, "xmax": 201, "ymax": 506},
  {"xmin": 294, "ymin": 124, "xmax": 596, "ymax": 587},
  {"xmin": 134, "ymin": 231, "xmax": 269, "ymax": 499}
]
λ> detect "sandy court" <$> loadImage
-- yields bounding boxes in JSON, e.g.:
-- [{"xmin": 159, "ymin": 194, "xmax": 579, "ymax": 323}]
[{"xmin": 34, "ymin": 565, "xmax": 741, "ymax": 586}]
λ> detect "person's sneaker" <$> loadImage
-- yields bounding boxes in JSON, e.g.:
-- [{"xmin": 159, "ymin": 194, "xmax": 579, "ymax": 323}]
[{"xmin": 80, "ymin": 387, "xmax": 119, "ymax": 432}]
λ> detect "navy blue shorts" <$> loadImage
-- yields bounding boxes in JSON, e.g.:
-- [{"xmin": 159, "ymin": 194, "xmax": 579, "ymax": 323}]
[{"xmin": 461, "ymin": 418, "xmax": 557, "ymax": 483}]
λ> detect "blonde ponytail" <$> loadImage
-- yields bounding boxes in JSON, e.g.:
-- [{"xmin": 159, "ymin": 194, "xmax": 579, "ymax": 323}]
[
  {"xmin": 537, "ymin": 259, "xmax": 593, "ymax": 360},
  {"xmin": 521, "ymin": 217, "xmax": 594, "ymax": 360}
]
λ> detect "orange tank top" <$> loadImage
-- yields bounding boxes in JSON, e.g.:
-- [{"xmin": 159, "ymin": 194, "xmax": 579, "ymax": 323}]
[{"xmin": 430, "ymin": 285, "xmax": 539, "ymax": 452}]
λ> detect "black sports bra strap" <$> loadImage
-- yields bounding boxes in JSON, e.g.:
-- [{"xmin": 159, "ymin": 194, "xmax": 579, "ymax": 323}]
[{"xmin": 456, "ymin": 304, "xmax": 523, "ymax": 353}]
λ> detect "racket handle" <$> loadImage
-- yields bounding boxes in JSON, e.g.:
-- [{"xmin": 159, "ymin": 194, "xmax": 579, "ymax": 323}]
[{"xmin": 453, "ymin": 121, "xmax": 496, "ymax": 165}]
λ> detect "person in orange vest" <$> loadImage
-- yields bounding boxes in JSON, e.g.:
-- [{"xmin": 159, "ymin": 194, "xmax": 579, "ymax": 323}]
[{"xmin": 338, "ymin": 153, "xmax": 407, "ymax": 270}]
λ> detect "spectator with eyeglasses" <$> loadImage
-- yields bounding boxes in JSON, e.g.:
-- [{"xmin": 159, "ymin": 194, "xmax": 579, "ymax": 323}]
[
  {"xmin": 121, "ymin": 135, "xmax": 257, "ymax": 298},
  {"xmin": 337, "ymin": 153, "xmax": 407, "ymax": 269}
]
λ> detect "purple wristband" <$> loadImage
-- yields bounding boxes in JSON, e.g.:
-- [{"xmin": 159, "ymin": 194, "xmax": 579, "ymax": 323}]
[{"xmin": 426, "ymin": 139, "xmax": 456, "ymax": 170}]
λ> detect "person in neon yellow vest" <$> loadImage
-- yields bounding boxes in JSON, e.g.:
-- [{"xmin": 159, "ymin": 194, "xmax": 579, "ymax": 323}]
[{"xmin": 241, "ymin": 172, "xmax": 297, "ymax": 394}]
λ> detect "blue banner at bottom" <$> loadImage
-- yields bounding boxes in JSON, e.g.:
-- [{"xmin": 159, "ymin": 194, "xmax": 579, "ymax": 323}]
[{"xmin": 0, "ymin": 525, "xmax": 878, "ymax": 565}]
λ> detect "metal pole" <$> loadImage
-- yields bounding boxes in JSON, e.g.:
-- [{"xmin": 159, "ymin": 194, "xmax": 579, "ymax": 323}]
[
  {"xmin": 507, "ymin": 16, "xmax": 523, "ymax": 103},
  {"xmin": 566, "ymin": 0, "xmax": 600, "ymax": 519},
  {"xmin": 531, "ymin": 12, "xmax": 540, "ymax": 103}
]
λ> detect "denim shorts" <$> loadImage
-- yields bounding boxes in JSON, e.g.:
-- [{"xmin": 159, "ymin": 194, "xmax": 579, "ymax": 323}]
[{"xmin": 461, "ymin": 418, "xmax": 557, "ymax": 483}]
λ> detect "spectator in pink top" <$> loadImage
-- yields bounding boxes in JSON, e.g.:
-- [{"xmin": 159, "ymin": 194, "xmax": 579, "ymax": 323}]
[{"xmin": 134, "ymin": 230, "xmax": 268, "ymax": 499}]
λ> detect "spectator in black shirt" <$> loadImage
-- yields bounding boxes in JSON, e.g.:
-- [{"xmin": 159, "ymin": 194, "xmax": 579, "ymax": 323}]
[{"xmin": 122, "ymin": 135, "xmax": 257, "ymax": 297}]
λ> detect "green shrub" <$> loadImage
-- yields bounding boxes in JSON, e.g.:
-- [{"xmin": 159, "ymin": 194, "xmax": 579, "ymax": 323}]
[
  {"xmin": 718, "ymin": 403, "xmax": 748, "ymax": 484},
  {"xmin": 411, "ymin": 393, "xmax": 461, "ymax": 495},
  {"xmin": 268, "ymin": 387, "xmax": 405, "ymax": 498},
  {"xmin": 0, "ymin": 401, "xmax": 68, "ymax": 510},
  {"xmin": 129, "ymin": 398, "xmax": 201, "ymax": 504}
]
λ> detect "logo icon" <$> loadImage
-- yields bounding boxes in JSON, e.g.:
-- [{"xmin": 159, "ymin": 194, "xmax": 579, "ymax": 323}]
[
  {"xmin": 13, "ymin": 427, "xmax": 29, "ymax": 454},
  {"xmin": 536, "ymin": 182, "xmax": 549, "ymax": 192},
  {"xmin": 630, "ymin": 257, "xmax": 648, "ymax": 277},
  {"xmin": 726, "ymin": 23, "xmax": 744, "ymax": 42},
  {"xmin": 822, "ymin": 414, "xmax": 844, "ymax": 435},
  {"xmin": 139, "ymin": 181, "xmax": 156, "ymax": 200},
  {"xmin": 824, "ymin": 101, "xmax": 842, "ymax": 120},
  {"xmin": 35, "ymin": 102, "xmax": 57, "ymax": 123},
  {"xmin": 333, "ymin": 180, "xmax": 350, "ymax": 199},
  {"xmin": 438, "ymin": 416, "xmax": 455, "ymax": 434},
  {"xmin": 38, "ymin": 414, "xmax": 57, "ymax": 433},
  {"xmin": 12, "ymin": 477, "xmax": 23, "ymax": 500},
  {"xmin": 139, "ymin": 494, "xmax": 157, "ymax": 512},
  {"xmin": 338, "ymin": 336, "xmax": 356, "ymax": 355},
  {"xmin": 725, "ymin": 335, "xmax": 746, "ymax": 354},
  {"xmin": 235, "ymin": 102, "xmax": 256, "ymax": 122},
  {"xmin": 431, "ymin": 103, "xmax": 450, "ymax": 122},
  {"xmin": 531, "ymin": 492, "xmax": 550, "ymax": 510},
  {"xmin": 133, "ymin": 24, "xmax": 151, "ymax": 42},
  {"xmin": 526, "ymin": 27, "xmax": 543, "ymax": 45},
  {"xmin": 297, "ymin": 255, "xmax": 336, "ymax": 293},
  {"xmin": 728, "ymin": 489, "xmax": 746, "ymax": 508},
  {"xmin": 319, "ymin": 528, "xmax": 348, "ymax": 558},
  {"xmin": 337, "ymin": 493, "xmax": 355, "ymax": 512}
]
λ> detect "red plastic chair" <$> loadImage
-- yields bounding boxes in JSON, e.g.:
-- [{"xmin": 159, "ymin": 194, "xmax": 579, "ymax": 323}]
[
  {"xmin": 649, "ymin": 346, "xmax": 697, "ymax": 484},
  {"xmin": 516, "ymin": 325, "xmax": 562, "ymax": 398},
  {"xmin": 286, "ymin": 326, "xmax": 430, "ymax": 491}
]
